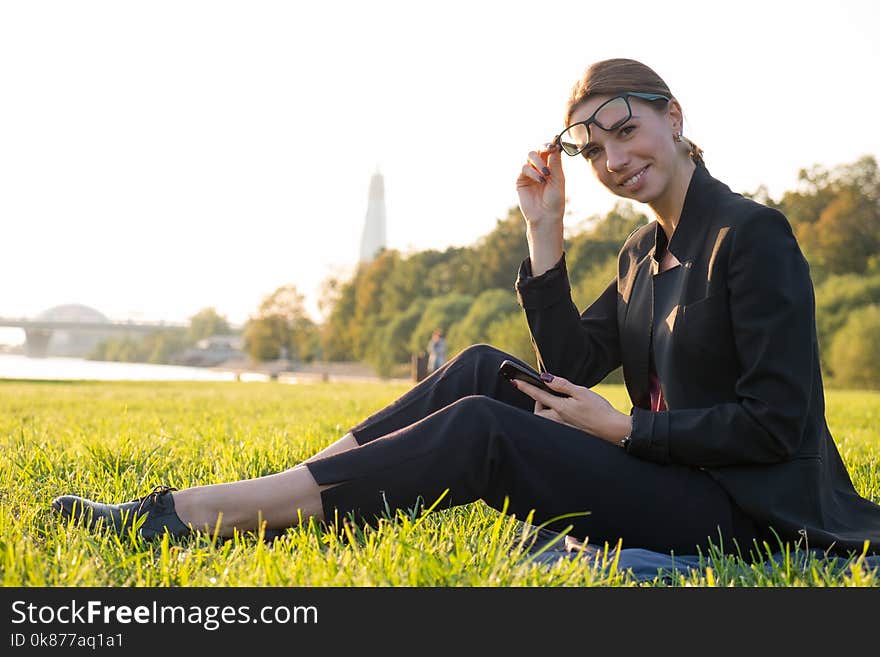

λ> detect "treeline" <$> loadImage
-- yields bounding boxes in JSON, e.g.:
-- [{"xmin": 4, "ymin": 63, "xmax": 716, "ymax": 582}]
[{"xmin": 89, "ymin": 308, "xmax": 231, "ymax": 363}]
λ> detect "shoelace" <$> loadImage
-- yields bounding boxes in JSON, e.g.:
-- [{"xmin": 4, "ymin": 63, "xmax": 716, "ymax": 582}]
[{"xmin": 136, "ymin": 485, "xmax": 179, "ymax": 515}]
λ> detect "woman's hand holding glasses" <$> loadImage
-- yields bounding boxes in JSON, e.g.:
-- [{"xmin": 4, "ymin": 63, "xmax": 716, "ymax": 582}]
[{"xmin": 516, "ymin": 142, "xmax": 566, "ymax": 230}]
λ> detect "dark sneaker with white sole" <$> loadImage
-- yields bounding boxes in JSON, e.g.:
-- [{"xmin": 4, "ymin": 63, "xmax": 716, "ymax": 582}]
[{"xmin": 51, "ymin": 485, "xmax": 192, "ymax": 539}]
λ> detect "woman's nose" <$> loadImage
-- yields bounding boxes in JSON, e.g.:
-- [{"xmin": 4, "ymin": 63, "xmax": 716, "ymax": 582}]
[{"xmin": 605, "ymin": 143, "xmax": 630, "ymax": 173}]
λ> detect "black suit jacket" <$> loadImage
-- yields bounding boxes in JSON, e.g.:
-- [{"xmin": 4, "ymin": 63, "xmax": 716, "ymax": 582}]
[{"xmin": 515, "ymin": 163, "xmax": 880, "ymax": 556}]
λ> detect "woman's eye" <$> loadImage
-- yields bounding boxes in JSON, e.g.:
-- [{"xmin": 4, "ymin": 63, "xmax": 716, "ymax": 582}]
[
  {"xmin": 620, "ymin": 124, "xmax": 636, "ymax": 136},
  {"xmin": 585, "ymin": 147, "xmax": 600, "ymax": 159}
]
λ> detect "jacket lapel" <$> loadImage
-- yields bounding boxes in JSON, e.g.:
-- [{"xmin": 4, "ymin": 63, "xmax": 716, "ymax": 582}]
[
  {"xmin": 620, "ymin": 164, "xmax": 720, "ymax": 409},
  {"xmin": 622, "ymin": 251, "xmax": 655, "ymax": 409}
]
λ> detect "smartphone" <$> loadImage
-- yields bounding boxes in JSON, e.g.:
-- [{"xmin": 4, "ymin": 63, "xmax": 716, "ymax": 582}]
[{"xmin": 498, "ymin": 359, "xmax": 569, "ymax": 397}]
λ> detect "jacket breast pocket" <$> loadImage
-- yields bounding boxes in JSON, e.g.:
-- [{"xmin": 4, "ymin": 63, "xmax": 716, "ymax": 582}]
[{"xmin": 677, "ymin": 292, "xmax": 736, "ymax": 362}]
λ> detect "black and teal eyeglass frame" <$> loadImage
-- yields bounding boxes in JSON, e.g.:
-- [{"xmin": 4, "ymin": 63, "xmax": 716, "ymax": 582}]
[{"xmin": 555, "ymin": 92, "xmax": 670, "ymax": 157}]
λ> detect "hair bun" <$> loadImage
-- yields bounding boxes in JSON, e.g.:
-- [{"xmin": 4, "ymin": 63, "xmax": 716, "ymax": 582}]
[{"xmin": 683, "ymin": 137, "xmax": 705, "ymax": 166}]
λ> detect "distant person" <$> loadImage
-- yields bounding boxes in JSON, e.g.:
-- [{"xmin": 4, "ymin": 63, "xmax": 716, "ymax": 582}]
[
  {"xmin": 52, "ymin": 58, "xmax": 880, "ymax": 559},
  {"xmin": 426, "ymin": 328, "xmax": 447, "ymax": 374}
]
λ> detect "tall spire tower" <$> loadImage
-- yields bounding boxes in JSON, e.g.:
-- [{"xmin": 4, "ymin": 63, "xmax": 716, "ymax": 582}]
[{"xmin": 359, "ymin": 167, "xmax": 387, "ymax": 263}]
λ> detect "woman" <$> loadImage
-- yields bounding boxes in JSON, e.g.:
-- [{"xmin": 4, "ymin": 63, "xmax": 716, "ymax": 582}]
[{"xmin": 53, "ymin": 58, "xmax": 880, "ymax": 559}]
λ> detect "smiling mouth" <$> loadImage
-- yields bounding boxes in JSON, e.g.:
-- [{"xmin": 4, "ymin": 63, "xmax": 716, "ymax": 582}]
[{"xmin": 620, "ymin": 165, "xmax": 649, "ymax": 188}]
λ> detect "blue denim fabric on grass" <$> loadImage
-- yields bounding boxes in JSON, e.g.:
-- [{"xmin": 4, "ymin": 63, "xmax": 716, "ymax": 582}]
[{"xmin": 516, "ymin": 525, "xmax": 880, "ymax": 584}]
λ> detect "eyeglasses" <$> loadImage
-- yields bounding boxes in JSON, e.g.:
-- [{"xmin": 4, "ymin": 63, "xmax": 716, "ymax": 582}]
[{"xmin": 555, "ymin": 92, "xmax": 670, "ymax": 157}]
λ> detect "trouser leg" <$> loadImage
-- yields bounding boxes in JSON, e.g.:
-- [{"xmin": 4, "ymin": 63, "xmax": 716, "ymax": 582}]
[
  {"xmin": 347, "ymin": 343, "xmax": 537, "ymax": 445},
  {"xmin": 306, "ymin": 395, "xmax": 763, "ymax": 557}
]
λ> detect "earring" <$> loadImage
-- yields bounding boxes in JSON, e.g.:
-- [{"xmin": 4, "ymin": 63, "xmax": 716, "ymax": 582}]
[{"xmin": 674, "ymin": 132, "xmax": 684, "ymax": 142}]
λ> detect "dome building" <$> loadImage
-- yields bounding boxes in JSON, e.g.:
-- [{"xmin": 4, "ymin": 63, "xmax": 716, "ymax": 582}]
[{"xmin": 34, "ymin": 304, "xmax": 113, "ymax": 357}]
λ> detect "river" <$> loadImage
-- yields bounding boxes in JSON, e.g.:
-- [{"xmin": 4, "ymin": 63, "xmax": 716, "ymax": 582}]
[{"xmin": 0, "ymin": 354, "xmax": 238, "ymax": 381}]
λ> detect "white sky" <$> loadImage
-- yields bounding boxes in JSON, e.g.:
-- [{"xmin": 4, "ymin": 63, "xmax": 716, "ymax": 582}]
[{"xmin": 1, "ymin": 0, "xmax": 878, "ymax": 345}]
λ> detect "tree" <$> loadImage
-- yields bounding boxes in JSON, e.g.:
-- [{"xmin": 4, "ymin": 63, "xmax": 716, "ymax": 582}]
[
  {"xmin": 243, "ymin": 284, "xmax": 318, "ymax": 363},
  {"xmin": 409, "ymin": 293, "xmax": 475, "ymax": 357},
  {"xmin": 88, "ymin": 328, "xmax": 188, "ymax": 364},
  {"xmin": 588, "ymin": 201, "xmax": 649, "ymax": 242},
  {"xmin": 320, "ymin": 274, "xmax": 358, "ymax": 361},
  {"xmin": 485, "ymin": 312, "xmax": 536, "ymax": 368},
  {"xmin": 466, "ymin": 207, "xmax": 530, "ymax": 293},
  {"xmin": 570, "ymin": 255, "xmax": 619, "ymax": 313},
  {"xmin": 381, "ymin": 252, "xmax": 434, "ymax": 318},
  {"xmin": 370, "ymin": 300, "xmax": 427, "ymax": 377},
  {"xmin": 353, "ymin": 250, "xmax": 400, "ymax": 322},
  {"xmin": 798, "ymin": 186, "xmax": 880, "ymax": 276},
  {"xmin": 424, "ymin": 246, "xmax": 473, "ymax": 297},
  {"xmin": 828, "ymin": 304, "xmax": 880, "ymax": 389},
  {"xmin": 143, "ymin": 329, "xmax": 189, "ymax": 364},
  {"xmin": 776, "ymin": 155, "xmax": 880, "ymax": 279},
  {"xmin": 565, "ymin": 202, "xmax": 647, "ymax": 285},
  {"xmin": 445, "ymin": 289, "xmax": 519, "ymax": 355},
  {"xmin": 242, "ymin": 316, "xmax": 286, "ymax": 362},
  {"xmin": 188, "ymin": 307, "xmax": 231, "ymax": 342},
  {"xmin": 813, "ymin": 273, "xmax": 880, "ymax": 374}
]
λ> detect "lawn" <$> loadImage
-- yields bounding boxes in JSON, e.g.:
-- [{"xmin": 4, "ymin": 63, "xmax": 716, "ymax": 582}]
[{"xmin": 2, "ymin": 379, "xmax": 878, "ymax": 586}]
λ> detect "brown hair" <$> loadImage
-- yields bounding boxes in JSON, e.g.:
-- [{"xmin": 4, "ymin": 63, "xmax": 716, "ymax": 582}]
[{"xmin": 564, "ymin": 58, "xmax": 705, "ymax": 166}]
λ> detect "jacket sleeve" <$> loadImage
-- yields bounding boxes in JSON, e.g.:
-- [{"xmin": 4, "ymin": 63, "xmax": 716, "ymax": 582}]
[
  {"xmin": 626, "ymin": 207, "xmax": 817, "ymax": 467},
  {"xmin": 514, "ymin": 251, "xmax": 622, "ymax": 387}
]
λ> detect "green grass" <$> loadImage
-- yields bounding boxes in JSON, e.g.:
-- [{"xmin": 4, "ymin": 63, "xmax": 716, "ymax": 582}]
[{"xmin": 2, "ymin": 380, "xmax": 879, "ymax": 587}]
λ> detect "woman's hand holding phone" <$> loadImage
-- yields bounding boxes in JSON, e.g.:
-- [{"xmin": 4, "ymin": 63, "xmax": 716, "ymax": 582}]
[
  {"xmin": 500, "ymin": 360, "xmax": 633, "ymax": 445},
  {"xmin": 499, "ymin": 359, "xmax": 568, "ymax": 397}
]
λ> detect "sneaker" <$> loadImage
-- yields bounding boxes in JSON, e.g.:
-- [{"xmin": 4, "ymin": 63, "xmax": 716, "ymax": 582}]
[{"xmin": 51, "ymin": 485, "xmax": 192, "ymax": 540}]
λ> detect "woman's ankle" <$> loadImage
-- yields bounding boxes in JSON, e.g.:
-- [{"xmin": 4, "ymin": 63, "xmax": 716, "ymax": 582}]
[
  {"xmin": 170, "ymin": 489, "xmax": 211, "ymax": 531},
  {"xmin": 304, "ymin": 432, "xmax": 358, "ymax": 463}
]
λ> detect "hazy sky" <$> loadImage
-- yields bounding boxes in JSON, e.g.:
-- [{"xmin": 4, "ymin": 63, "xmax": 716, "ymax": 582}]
[{"xmin": 1, "ymin": 0, "xmax": 878, "ymax": 345}]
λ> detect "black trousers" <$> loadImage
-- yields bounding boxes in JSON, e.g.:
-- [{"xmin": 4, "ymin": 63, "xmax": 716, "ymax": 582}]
[{"xmin": 305, "ymin": 344, "xmax": 766, "ymax": 557}]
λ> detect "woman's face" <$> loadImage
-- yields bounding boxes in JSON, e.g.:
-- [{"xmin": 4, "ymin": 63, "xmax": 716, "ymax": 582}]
[{"xmin": 567, "ymin": 94, "xmax": 683, "ymax": 203}]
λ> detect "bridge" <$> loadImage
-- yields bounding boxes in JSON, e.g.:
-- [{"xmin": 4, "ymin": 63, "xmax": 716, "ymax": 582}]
[
  {"xmin": 0, "ymin": 317, "xmax": 191, "ymax": 358},
  {"xmin": 0, "ymin": 318, "xmax": 188, "ymax": 332},
  {"xmin": 0, "ymin": 306, "xmax": 192, "ymax": 358}
]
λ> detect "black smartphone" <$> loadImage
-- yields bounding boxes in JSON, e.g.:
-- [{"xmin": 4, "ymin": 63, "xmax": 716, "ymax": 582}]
[{"xmin": 498, "ymin": 359, "xmax": 569, "ymax": 397}]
